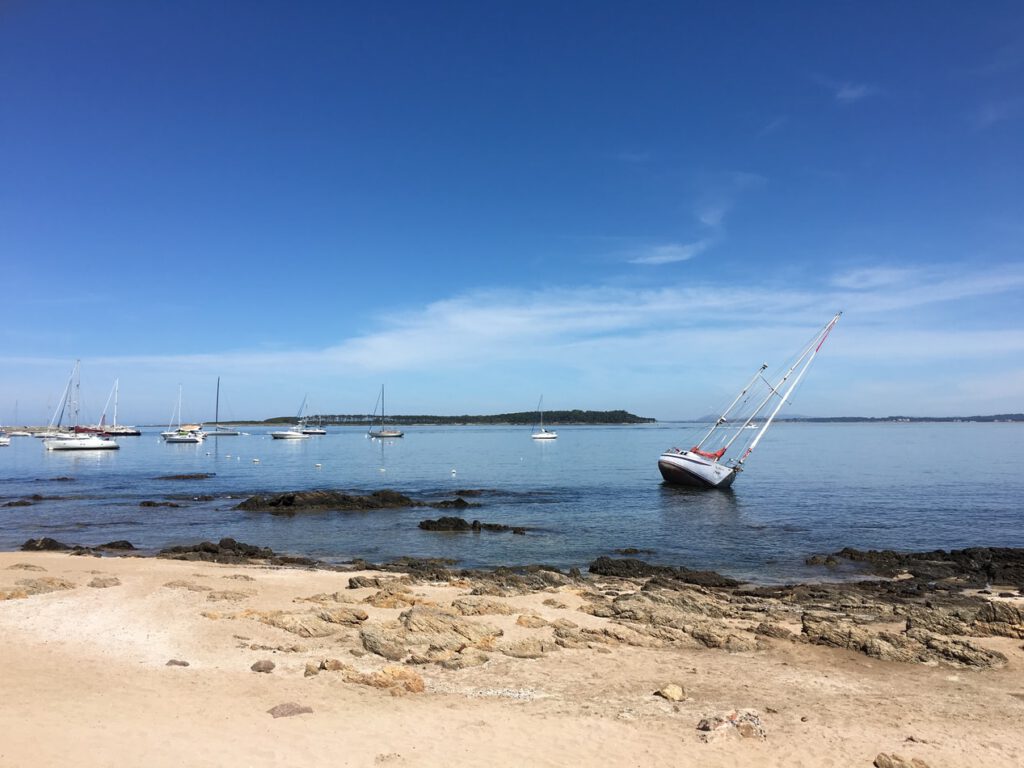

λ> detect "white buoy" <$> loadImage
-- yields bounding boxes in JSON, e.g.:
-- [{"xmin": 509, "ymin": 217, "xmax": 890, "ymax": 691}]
[
  {"xmin": 314, "ymin": 463, "xmax": 322, "ymax": 469},
  {"xmin": 253, "ymin": 458, "xmax": 260, "ymax": 463},
  {"xmin": 451, "ymin": 468, "xmax": 457, "ymax": 475}
]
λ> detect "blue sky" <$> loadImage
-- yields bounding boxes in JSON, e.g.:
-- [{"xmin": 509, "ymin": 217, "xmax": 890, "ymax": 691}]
[{"xmin": 2, "ymin": 1, "xmax": 1023, "ymax": 423}]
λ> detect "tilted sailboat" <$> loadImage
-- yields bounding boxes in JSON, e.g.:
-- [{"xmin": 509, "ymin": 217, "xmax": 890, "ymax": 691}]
[
  {"xmin": 658, "ymin": 312, "xmax": 841, "ymax": 488},
  {"xmin": 367, "ymin": 386, "xmax": 403, "ymax": 439},
  {"xmin": 531, "ymin": 395, "xmax": 557, "ymax": 440}
]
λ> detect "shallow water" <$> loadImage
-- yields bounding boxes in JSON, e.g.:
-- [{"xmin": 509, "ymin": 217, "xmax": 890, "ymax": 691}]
[{"xmin": 1, "ymin": 422, "xmax": 1021, "ymax": 583}]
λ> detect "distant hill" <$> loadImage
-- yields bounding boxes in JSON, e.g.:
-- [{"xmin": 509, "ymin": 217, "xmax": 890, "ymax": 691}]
[{"xmin": 263, "ymin": 409, "xmax": 655, "ymax": 426}]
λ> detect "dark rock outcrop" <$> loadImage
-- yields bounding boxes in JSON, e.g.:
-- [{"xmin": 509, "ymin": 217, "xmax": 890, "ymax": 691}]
[
  {"xmin": 154, "ymin": 473, "xmax": 215, "ymax": 480},
  {"xmin": 418, "ymin": 517, "xmax": 528, "ymax": 534},
  {"xmin": 21, "ymin": 537, "xmax": 72, "ymax": 552},
  {"xmin": 236, "ymin": 489, "xmax": 420, "ymax": 515},
  {"xmin": 158, "ymin": 537, "xmax": 317, "ymax": 566},
  {"xmin": 832, "ymin": 547, "xmax": 1024, "ymax": 587},
  {"xmin": 589, "ymin": 557, "xmax": 740, "ymax": 588}
]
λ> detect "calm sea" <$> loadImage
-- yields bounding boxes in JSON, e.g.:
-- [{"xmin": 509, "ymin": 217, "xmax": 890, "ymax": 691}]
[{"xmin": 1, "ymin": 422, "xmax": 1021, "ymax": 583}]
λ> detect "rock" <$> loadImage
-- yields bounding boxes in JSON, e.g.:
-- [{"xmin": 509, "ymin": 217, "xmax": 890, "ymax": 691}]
[
  {"xmin": 655, "ymin": 684, "xmax": 684, "ymax": 701},
  {"xmin": 346, "ymin": 665, "xmax": 425, "ymax": 693},
  {"xmin": 363, "ymin": 582, "xmax": 416, "ymax": 609},
  {"xmin": 96, "ymin": 540, "xmax": 135, "ymax": 550},
  {"xmin": 166, "ymin": 659, "xmax": 190, "ymax": 667},
  {"xmin": 4, "ymin": 500, "xmax": 33, "ymax": 507},
  {"xmin": 163, "ymin": 580, "xmax": 213, "ymax": 592},
  {"xmin": 304, "ymin": 662, "xmax": 320, "ymax": 677},
  {"xmin": 360, "ymin": 624, "xmax": 410, "ymax": 661},
  {"xmin": 400, "ymin": 605, "xmax": 502, "ymax": 648},
  {"xmin": 429, "ymin": 497, "xmax": 474, "ymax": 509},
  {"xmin": 542, "ymin": 598, "xmax": 569, "ymax": 609},
  {"xmin": 317, "ymin": 607, "xmax": 370, "ymax": 625},
  {"xmin": 223, "ymin": 573, "xmax": 255, "ymax": 581},
  {"xmin": 6, "ymin": 563, "xmax": 47, "ymax": 571},
  {"xmin": 451, "ymin": 597, "xmax": 516, "ymax": 616},
  {"xmin": 158, "ymin": 538, "xmax": 316, "ymax": 567},
  {"xmin": 419, "ymin": 516, "xmax": 472, "ymax": 531},
  {"xmin": 88, "ymin": 576, "xmax": 121, "ymax": 588},
  {"xmin": 499, "ymin": 638, "xmax": 558, "ymax": 659},
  {"xmin": 236, "ymin": 489, "xmax": 419, "ymax": 514},
  {"xmin": 1, "ymin": 576, "xmax": 76, "ymax": 601},
  {"xmin": 257, "ymin": 611, "xmax": 339, "ymax": 638},
  {"xmin": 614, "ymin": 548, "xmax": 656, "ymax": 556},
  {"xmin": 207, "ymin": 590, "xmax": 252, "ymax": 602},
  {"xmin": 320, "ymin": 658, "xmax": 350, "ymax": 672},
  {"xmin": 154, "ymin": 473, "xmax": 215, "ymax": 480},
  {"xmin": 267, "ymin": 702, "xmax": 313, "ymax": 718},
  {"xmin": 754, "ymin": 622, "xmax": 797, "ymax": 641},
  {"xmin": 972, "ymin": 601, "xmax": 1024, "ymax": 638},
  {"xmin": 251, "ymin": 659, "xmax": 275, "ymax": 673},
  {"xmin": 833, "ymin": 546, "xmax": 1024, "ymax": 587},
  {"xmin": 20, "ymin": 537, "xmax": 72, "ymax": 551},
  {"xmin": 516, "ymin": 614, "xmax": 548, "ymax": 628},
  {"xmin": 439, "ymin": 649, "xmax": 490, "ymax": 670},
  {"xmin": 140, "ymin": 500, "xmax": 182, "ymax": 508},
  {"xmin": 588, "ymin": 557, "xmax": 740, "ymax": 587},
  {"xmin": 874, "ymin": 753, "xmax": 930, "ymax": 768},
  {"xmin": 696, "ymin": 710, "xmax": 765, "ymax": 742},
  {"xmin": 349, "ymin": 575, "xmax": 385, "ymax": 589}
]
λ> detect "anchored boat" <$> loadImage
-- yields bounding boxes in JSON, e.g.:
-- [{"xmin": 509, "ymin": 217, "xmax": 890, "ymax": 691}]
[{"xmin": 658, "ymin": 313, "xmax": 841, "ymax": 489}]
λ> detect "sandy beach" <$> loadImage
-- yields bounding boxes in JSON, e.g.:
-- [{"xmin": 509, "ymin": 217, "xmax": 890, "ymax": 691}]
[{"xmin": 1, "ymin": 549, "xmax": 1022, "ymax": 768}]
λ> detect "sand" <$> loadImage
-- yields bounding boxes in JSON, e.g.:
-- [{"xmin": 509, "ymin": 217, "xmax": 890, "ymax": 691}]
[{"xmin": 1, "ymin": 552, "xmax": 1022, "ymax": 767}]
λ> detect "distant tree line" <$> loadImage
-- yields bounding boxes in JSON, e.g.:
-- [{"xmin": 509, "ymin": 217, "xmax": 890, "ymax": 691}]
[
  {"xmin": 263, "ymin": 409, "xmax": 656, "ymax": 425},
  {"xmin": 782, "ymin": 414, "xmax": 1024, "ymax": 423}
]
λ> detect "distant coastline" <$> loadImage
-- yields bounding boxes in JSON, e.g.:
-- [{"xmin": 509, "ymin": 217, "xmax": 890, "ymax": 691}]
[{"xmin": 258, "ymin": 409, "xmax": 656, "ymax": 426}]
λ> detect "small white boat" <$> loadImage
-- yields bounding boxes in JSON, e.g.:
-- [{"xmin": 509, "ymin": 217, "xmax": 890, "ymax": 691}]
[
  {"xmin": 658, "ymin": 313, "xmax": 841, "ymax": 489},
  {"xmin": 0, "ymin": 433, "xmax": 10, "ymax": 447},
  {"xmin": 531, "ymin": 395, "xmax": 558, "ymax": 440},
  {"xmin": 272, "ymin": 396, "xmax": 311, "ymax": 439},
  {"xmin": 163, "ymin": 386, "xmax": 204, "ymax": 443},
  {"xmin": 45, "ymin": 434, "xmax": 119, "ymax": 451},
  {"xmin": 42, "ymin": 361, "xmax": 120, "ymax": 452},
  {"xmin": 8, "ymin": 431, "xmax": 32, "ymax": 438},
  {"xmin": 367, "ymin": 386, "xmax": 403, "ymax": 439}
]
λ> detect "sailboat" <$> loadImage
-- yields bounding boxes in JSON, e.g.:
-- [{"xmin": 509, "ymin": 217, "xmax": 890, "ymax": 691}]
[
  {"xmin": 367, "ymin": 386, "xmax": 403, "ymax": 439},
  {"xmin": 162, "ymin": 385, "xmax": 204, "ymax": 443},
  {"xmin": 207, "ymin": 377, "xmax": 240, "ymax": 436},
  {"xmin": 44, "ymin": 361, "xmax": 120, "ymax": 451},
  {"xmin": 76, "ymin": 379, "xmax": 141, "ymax": 436},
  {"xmin": 658, "ymin": 312, "xmax": 841, "ymax": 489},
  {"xmin": 271, "ymin": 396, "xmax": 311, "ymax": 439},
  {"xmin": 7, "ymin": 401, "xmax": 31, "ymax": 437},
  {"xmin": 300, "ymin": 403, "xmax": 327, "ymax": 435},
  {"xmin": 531, "ymin": 395, "xmax": 558, "ymax": 440}
]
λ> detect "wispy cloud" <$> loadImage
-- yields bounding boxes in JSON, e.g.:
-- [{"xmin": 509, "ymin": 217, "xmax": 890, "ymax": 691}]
[
  {"xmin": 757, "ymin": 116, "xmax": 789, "ymax": 137},
  {"xmin": 970, "ymin": 98, "xmax": 1020, "ymax": 129},
  {"xmin": 812, "ymin": 75, "xmax": 878, "ymax": 104},
  {"xmin": 628, "ymin": 240, "xmax": 712, "ymax": 265}
]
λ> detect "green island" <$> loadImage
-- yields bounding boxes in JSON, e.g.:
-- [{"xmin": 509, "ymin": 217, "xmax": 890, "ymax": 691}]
[{"xmin": 255, "ymin": 409, "xmax": 656, "ymax": 426}]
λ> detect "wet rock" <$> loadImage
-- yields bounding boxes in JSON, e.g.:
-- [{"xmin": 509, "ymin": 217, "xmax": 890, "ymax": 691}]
[
  {"xmin": 20, "ymin": 537, "xmax": 72, "ymax": 551},
  {"xmin": 158, "ymin": 538, "xmax": 315, "ymax": 567},
  {"xmin": 140, "ymin": 500, "xmax": 182, "ymax": 508},
  {"xmin": 614, "ymin": 548, "xmax": 656, "ymax": 556},
  {"xmin": 419, "ymin": 516, "xmax": 472, "ymax": 531},
  {"xmin": 805, "ymin": 554, "xmax": 840, "ymax": 567},
  {"xmin": 655, "ymin": 684, "xmax": 684, "ymax": 701},
  {"xmin": 88, "ymin": 576, "xmax": 121, "ymax": 588},
  {"xmin": 4, "ymin": 500, "xmax": 33, "ymax": 507},
  {"xmin": 429, "ymin": 497, "xmax": 474, "ymax": 509},
  {"xmin": 251, "ymin": 659, "xmax": 275, "ymax": 673},
  {"xmin": 236, "ymin": 489, "xmax": 419, "ymax": 515},
  {"xmin": 166, "ymin": 659, "xmax": 189, "ymax": 667},
  {"xmin": 589, "ymin": 557, "xmax": 740, "ymax": 588},
  {"xmin": 267, "ymin": 702, "xmax": 313, "ymax": 718},
  {"xmin": 96, "ymin": 540, "xmax": 135, "ymax": 550},
  {"xmin": 833, "ymin": 546, "xmax": 1024, "ymax": 587},
  {"xmin": 154, "ymin": 473, "xmax": 215, "ymax": 480}
]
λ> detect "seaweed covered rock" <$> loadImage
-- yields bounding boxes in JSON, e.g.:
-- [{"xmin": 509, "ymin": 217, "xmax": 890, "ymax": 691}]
[{"xmin": 236, "ymin": 489, "xmax": 420, "ymax": 515}]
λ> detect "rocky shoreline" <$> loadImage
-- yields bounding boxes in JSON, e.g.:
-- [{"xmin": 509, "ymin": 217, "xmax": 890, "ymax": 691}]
[{"xmin": 13, "ymin": 534, "xmax": 1024, "ymax": 672}]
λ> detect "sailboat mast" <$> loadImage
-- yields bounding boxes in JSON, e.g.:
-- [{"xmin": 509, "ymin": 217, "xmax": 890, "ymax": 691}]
[
  {"xmin": 215, "ymin": 377, "xmax": 220, "ymax": 425},
  {"xmin": 50, "ymin": 363, "xmax": 76, "ymax": 430},
  {"xmin": 72, "ymin": 361, "xmax": 81, "ymax": 428},
  {"xmin": 113, "ymin": 379, "xmax": 119, "ymax": 427},
  {"xmin": 694, "ymin": 364, "xmax": 767, "ymax": 450},
  {"xmin": 737, "ymin": 313, "xmax": 842, "ymax": 466}
]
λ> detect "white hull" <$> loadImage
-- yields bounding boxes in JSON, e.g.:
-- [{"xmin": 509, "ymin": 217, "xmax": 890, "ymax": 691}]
[
  {"xmin": 658, "ymin": 449, "xmax": 738, "ymax": 489},
  {"xmin": 163, "ymin": 430, "xmax": 204, "ymax": 443},
  {"xmin": 45, "ymin": 435, "xmax": 120, "ymax": 451},
  {"xmin": 0, "ymin": 436, "xmax": 10, "ymax": 447},
  {"xmin": 531, "ymin": 429, "xmax": 558, "ymax": 440},
  {"xmin": 300, "ymin": 428, "xmax": 326, "ymax": 435},
  {"xmin": 367, "ymin": 429, "xmax": 403, "ymax": 439},
  {"xmin": 208, "ymin": 429, "xmax": 240, "ymax": 436},
  {"xmin": 8, "ymin": 431, "xmax": 32, "ymax": 437},
  {"xmin": 271, "ymin": 430, "xmax": 309, "ymax": 439}
]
